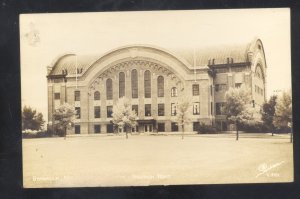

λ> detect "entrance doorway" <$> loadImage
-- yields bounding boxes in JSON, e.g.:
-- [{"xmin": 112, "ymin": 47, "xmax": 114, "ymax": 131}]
[{"xmin": 144, "ymin": 124, "xmax": 153, "ymax": 132}]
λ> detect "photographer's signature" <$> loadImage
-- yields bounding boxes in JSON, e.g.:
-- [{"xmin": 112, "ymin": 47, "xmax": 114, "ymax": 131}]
[{"xmin": 256, "ymin": 161, "xmax": 285, "ymax": 178}]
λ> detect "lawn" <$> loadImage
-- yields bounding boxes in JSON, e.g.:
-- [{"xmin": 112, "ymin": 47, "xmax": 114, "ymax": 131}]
[{"xmin": 22, "ymin": 133, "xmax": 293, "ymax": 188}]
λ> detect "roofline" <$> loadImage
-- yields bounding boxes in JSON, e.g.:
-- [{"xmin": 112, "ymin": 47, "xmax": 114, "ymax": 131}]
[
  {"xmin": 88, "ymin": 44, "xmax": 193, "ymax": 70},
  {"xmin": 49, "ymin": 53, "xmax": 76, "ymax": 76}
]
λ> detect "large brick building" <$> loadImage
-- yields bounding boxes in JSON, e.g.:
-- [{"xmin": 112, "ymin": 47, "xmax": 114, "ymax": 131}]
[{"xmin": 47, "ymin": 38, "xmax": 266, "ymax": 134}]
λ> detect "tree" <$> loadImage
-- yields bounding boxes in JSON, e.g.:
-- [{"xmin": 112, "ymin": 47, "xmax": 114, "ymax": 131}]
[
  {"xmin": 112, "ymin": 97, "xmax": 138, "ymax": 139},
  {"xmin": 53, "ymin": 103, "xmax": 76, "ymax": 139},
  {"xmin": 273, "ymin": 90, "xmax": 292, "ymax": 142},
  {"xmin": 22, "ymin": 106, "xmax": 45, "ymax": 130},
  {"xmin": 224, "ymin": 86, "xmax": 255, "ymax": 140},
  {"xmin": 175, "ymin": 97, "xmax": 191, "ymax": 139},
  {"xmin": 261, "ymin": 95, "xmax": 277, "ymax": 135}
]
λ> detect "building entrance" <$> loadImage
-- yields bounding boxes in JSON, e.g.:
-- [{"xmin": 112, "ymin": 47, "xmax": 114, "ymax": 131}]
[{"xmin": 144, "ymin": 124, "xmax": 153, "ymax": 132}]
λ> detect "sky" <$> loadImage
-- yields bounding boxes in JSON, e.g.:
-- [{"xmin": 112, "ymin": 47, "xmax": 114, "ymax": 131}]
[{"xmin": 20, "ymin": 8, "xmax": 291, "ymax": 122}]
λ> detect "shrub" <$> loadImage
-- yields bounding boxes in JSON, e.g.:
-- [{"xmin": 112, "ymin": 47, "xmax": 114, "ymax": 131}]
[
  {"xmin": 239, "ymin": 122, "xmax": 266, "ymax": 133},
  {"xmin": 197, "ymin": 123, "xmax": 217, "ymax": 134}
]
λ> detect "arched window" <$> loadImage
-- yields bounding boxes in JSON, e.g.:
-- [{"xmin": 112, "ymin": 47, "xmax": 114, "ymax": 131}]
[
  {"xmin": 106, "ymin": 78, "xmax": 113, "ymax": 100},
  {"xmin": 119, "ymin": 72, "xmax": 125, "ymax": 98},
  {"xmin": 255, "ymin": 65, "xmax": 263, "ymax": 79},
  {"xmin": 171, "ymin": 87, "xmax": 177, "ymax": 97},
  {"xmin": 157, "ymin": 76, "xmax": 164, "ymax": 97},
  {"xmin": 131, "ymin": 69, "xmax": 138, "ymax": 98},
  {"xmin": 94, "ymin": 91, "xmax": 100, "ymax": 100},
  {"xmin": 144, "ymin": 70, "xmax": 151, "ymax": 98}
]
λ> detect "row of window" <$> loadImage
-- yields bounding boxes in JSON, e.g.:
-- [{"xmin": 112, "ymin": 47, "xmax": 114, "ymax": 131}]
[
  {"xmin": 80, "ymin": 71, "xmax": 199, "ymax": 101},
  {"xmin": 74, "ymin": 102, "xmax": 201, "ymax": 119},
  {"xmin": 55, "ymin": 81, "xmax": 201, "ymax": 102},
  {"xmin": 214, "ymin": 83, "xmax": 242, "ymax": 92},
  {"xmin": 74, "ymin": 121, "xmax": 204, "ymax": 134},
  {"xmin": 211, "ymin": 67, "xmax": 246, "ymax": 74},
  {"xmin": 255, "ymin": 85, "xmax": 264, "ymax": 96}
]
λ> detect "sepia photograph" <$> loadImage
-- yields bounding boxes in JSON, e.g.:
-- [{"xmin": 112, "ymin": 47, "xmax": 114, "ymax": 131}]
[{"xmin": 20, "ymin": 8, "xmax": 293, "ymax": 188}]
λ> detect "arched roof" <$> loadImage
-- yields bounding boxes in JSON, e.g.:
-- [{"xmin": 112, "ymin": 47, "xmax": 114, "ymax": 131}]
[
  {"xmin": 172, "ymin": 42, "xmax": 252, "ymax": 66},
  {"xmin": 48, "ymin": 38, "xmax": 264, "ymax": 76},
  {"xmin": 48, "ymin": 54, "xmax": 99, "ymax": 76}
]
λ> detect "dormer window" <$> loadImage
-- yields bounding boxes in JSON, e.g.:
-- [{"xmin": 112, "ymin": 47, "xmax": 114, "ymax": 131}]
[
  {"xmin": 258, "ymin": 44, "xmax": 261, "ymax": 50},
  {"xmin": 77, "ymin": 68, "xmax": 83, "ymax": 74}
]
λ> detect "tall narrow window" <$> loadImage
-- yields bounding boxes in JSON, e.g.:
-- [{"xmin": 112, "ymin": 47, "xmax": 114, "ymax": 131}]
[
  {"xmin": 94, "ymin": 91, "xmax": 100, "ymax": 100},
  {"xmin": 107, "ymin": 106, "xmax": 113, "ymax": 118},
  {"xmin": 158, "ymin": 104, "xmax": 165, "ymax": 116},
  {"xmin": 119, "ymin": 72, "xmax": 125, "ymax": 98},
  {"xmin": 144, "ymin": 70, "xmax": 151, "ymax": 98},
  {"xmin": 106, "ymin": 78, "xmax": 113, "ymax": 100},
  {"xmin": 75, "ymin": 125, "xmax": 80, "ymax": 134},
  {"xmin": 54, "ymin": 93, "xmax": 60, "ymax": 100},
  {"xmin": 193, "ymin": 102, "xmax": 200, "ymax": 115},
  {"xmin": 171, "ymin": 87, "xmax": 178, "ymax": 97},
  {"xmin": 75, "ymin": 107, "xmax": 81, "ymax": 119},
  {"xmin": 216, "ymin": 102, "xmax": 226, "ymax": 115},
  {"xmin": 94, "ymin": 125, "xmax": 101, "ymax": 134},
  {"xmin": 157, "ymin": 76, "xmax": 164, "ymax": 97},
  {"xmin": 94, "ymin": 106, "xmax": 100, "ymax": 118},
  {"xmin": 171, "ymin": 122, "xmax": 178, "ymax": 132},
  {"xmin": 132, "ymin": 105, "xmax": 138, "ymax": 116},
  {"xmin": 192, "ymin": 84, "xmax": 200, "ymax": 96},
  {"xmin": 75, "ymin": 91, "xmax": 80, "ymax": 101},
  {"xmin": 131, "ymin": 69, "xmax": 138, "ymax": 98},
  {"xmin": 145, "ymin": 104, "xmax": 151, "ymax": 116},
  {"xmin": 171, "ymin": 103, "xmax": 177, "ymax": 116}
]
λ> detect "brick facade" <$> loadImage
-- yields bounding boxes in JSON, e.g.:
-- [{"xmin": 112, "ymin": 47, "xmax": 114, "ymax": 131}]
[{"xmin": 47, "ymin": 39, "xmax": 267, "ymax": 134}]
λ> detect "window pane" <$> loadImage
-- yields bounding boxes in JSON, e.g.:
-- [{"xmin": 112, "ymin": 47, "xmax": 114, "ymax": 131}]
[
  {"xmin": 157, "ymin": 76, "xmax": 164, "ymax": 97},
  {"xmin": 193, "ymin": 102, "xmax": 200, "ymax": 115},
  {"xmin": 75, "ymin": 107, "xmax": 81, "ymax": 119},
  {"xmin": 106, "ymin": 124, "xmax": 114, "ymax": 133},
  {"xmin": 193, "ymin": 122, "xmax": 200, "ymax": 131},
  {"xmin": 94, "ymin": 106, "xmax": 101, "ymax": 118},
  {"xmin": 145, "ymin": 104, "xmax": 151, "ymax": 116},
  {"xmin": 94, "ymin": 91, "xmax": 100, "ymax": 100},
  {"xmin": 131, "ymin": 69, "xmax": 138, "ymax": 98},
  {"xmin": 75, "ymin": 125, "xmax": 80, "ymax": 134},
  {"xmin": 106, "ymin": 78, "xmax": 113, "ymax": 100},
  {"xmin": 54, "ymin": 93, "xmax": 60, "ymax": 100},
  {"xmin": 94, "ymin": 125, "xmax": 101, "ymax": 133},
  {"xmin": 158, "ymin": 104, "xmax": 165, "ymax": 116},
  {"xmin": 216, "ymin": 102, "xmax": 226, "ymax": 115},
  {"xmin": 144, "ymin": 70, "xmax": 151, "ymax": 98},
  {"xmin": 171, "ymin": 122, "xmax": 178, "ymax": 132},
  {"xmin": 215, "ymin": 84, "xmax": 227, "ymax": 92},
  {"xmin": 158, "ymin": 123, "xmax": 165, "ymax": 132},
  {"xmin": 192, "ymin": 84, "xmax": 199, "ymax": 96},
  {"xmin": 132, "ymin": 105, "xmax": 138, "ymax": 116},
  {"xmin": 75, "ymin": 91, "xmax": 80, "ymax": 101},
  {"xmin": 107, "ymin": 106, "xmax": 113, "ymax": 118},
  {"xmin": 171, "ymin": 87, "xmax": 177, "ymax": 97},
  {"xmin": 119, "ymin": 72, "xmax": 125, "ymax": 98},
  {"xmin": 171, "ymin": 103, "xmax": 177, "ymax": 116}
]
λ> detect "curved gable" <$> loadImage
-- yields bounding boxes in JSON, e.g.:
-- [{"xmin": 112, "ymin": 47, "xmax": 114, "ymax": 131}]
[{"xmin": 82, "ymin": 45, "xmax": 193, "ymax": 85}]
